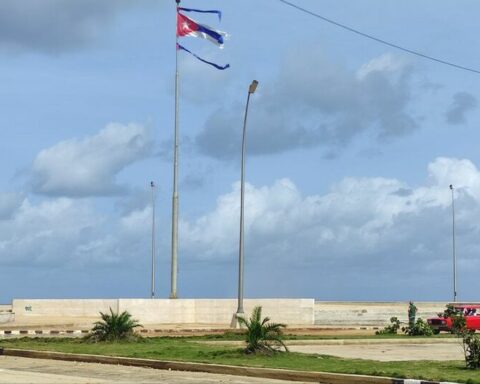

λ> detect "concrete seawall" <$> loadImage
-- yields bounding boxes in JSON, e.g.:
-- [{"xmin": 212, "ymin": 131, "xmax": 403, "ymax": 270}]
[
  {"xmin": 0, "ymin": 313, "xmax": 14, "ymax": 324},
  {"xmin": 11, "ymin": 299, "xmax": 315, "ymax": 327},
  {"xmin": 4, "ymin": 300, "xmax": 451, "ymax": 328}
]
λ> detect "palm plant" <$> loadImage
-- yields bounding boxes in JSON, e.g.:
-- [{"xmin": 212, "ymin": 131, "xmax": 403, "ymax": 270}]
[
  {"xmin": 87, "ymin": 309, "xmax": 142, "ymax": 342},
  {"xmin": 237, "ymin": 306, "xmax": 288, "ymax": 354}
]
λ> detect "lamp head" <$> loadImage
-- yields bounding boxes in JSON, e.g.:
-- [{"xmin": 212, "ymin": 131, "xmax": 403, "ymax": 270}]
[
  {"xmin": 450, "ymin": 184, "xmax": 453, "ymax": 190},
  {"xmin": 249, "ymin": 80, "xmax": 259, "ymax": 94}
]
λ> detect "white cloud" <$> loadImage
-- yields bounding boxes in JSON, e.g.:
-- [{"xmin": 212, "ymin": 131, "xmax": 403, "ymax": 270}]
[
  {"xmin": 31, "ymin": 123, "xmax": 153, "ymax": 197},
  {"xmin": 0, "ymin": 197, "xmax": 153, "ymax": 267},
  {"xmin": 3, "ymin": 156, "xmax": 480, "ymax": 299},
  {"xmin": 357, "ymin": 53, "xmax": 410, "ymax": 80},
  {"xmin": 180, "ymin": 157, "xmax": 480, "ymax": 280},
  {"xmin": 0, "ymin": 197, "xmax": 103, "ymax": 265},
  {"xmin": 427, "ymin": 157, "xmax": 480, "ymax": 199}
]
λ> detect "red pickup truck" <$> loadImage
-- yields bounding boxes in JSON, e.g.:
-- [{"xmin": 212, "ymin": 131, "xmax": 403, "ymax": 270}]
[{"xmin": 427, "ymin": 303, "xmax": 480, "ymax": 333}]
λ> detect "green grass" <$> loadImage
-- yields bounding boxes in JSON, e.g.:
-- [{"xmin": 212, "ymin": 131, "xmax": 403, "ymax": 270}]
[
  {"xmin": 197, "ymin": 331, "xmax": 456, "ymax": 341},
  {"xmin": 1, "ymin": 336, "xmax": 477, "ymax": 383}
]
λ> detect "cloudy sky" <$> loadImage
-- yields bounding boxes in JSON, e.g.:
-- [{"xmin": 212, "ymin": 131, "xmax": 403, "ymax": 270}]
[{"xmin": 1, "ymin": 0, "xmax": 480, "ymax": 303}]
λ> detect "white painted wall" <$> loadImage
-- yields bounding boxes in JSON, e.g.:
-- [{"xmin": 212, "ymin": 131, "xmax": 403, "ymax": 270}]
[{"xmin": 12, "ymin": 299, "xmax": 118, "ymax": 325}]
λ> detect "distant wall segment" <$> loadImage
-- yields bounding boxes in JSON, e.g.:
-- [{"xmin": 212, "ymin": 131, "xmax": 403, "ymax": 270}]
[{"xmin": 314, "ymin": 301, "xmax": 448, "ymax": 327}]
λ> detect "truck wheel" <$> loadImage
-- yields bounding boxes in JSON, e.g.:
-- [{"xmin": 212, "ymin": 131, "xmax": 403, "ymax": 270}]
[{"xmin": 433, "ymin": 329, "xmax": 440, "ymax": 335}]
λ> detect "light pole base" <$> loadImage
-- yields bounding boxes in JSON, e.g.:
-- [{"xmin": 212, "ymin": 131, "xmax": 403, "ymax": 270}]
[{"xmin": 230, "ymin": 312, "xmax": 245, "ymax": 329}]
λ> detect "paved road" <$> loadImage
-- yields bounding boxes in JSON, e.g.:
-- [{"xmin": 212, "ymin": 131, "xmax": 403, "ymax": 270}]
[{"xmin": 0, "ymin": 356, "xmax": 309, "ymax": 384}]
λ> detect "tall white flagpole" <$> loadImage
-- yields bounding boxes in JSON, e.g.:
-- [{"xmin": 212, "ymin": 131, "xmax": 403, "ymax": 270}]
[{"xmin": 170, "ymin": 0, "xmax": 180, "ymax": 299}]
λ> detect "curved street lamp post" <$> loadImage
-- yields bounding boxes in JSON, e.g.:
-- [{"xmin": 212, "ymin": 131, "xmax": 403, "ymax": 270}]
[{"xmin": 234, "ymin": 80, "xmax": 258, "ymax": 324}]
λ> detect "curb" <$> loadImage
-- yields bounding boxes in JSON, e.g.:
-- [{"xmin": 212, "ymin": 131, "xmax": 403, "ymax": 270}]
[
  {"xmin": 0, "ymin": 329, "xmax": 88, "ymax": 336},
  {"xmin": 0, "ymin": 326, "xmax": 379, "ymax": 334},
  {"xmin": 0, "ymin": 347, "xmax": 458, "ymax": 384},
  {"xmin": 0, "ymin": 328, "xmax": 362, "ymax": 337}
]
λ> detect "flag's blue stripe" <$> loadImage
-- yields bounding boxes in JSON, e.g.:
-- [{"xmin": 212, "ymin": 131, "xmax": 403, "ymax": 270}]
[
  {"xmin": 178, "ymin": 7, "xmax": 222, "ymax": 21},
  {"xmin": 178, "ymin": 44, "xmax": 230, "ymax": 70},
  {"xmin": 196, "ymin": 24, "xmax": 224, "ymax": 46}
]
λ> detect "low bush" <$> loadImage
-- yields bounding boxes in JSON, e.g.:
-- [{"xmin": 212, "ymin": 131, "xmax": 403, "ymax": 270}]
[
  {"xmin": 463, "ymin": 332, "xmax": 480, "ymax": 369},
  {"xmin": 438, "ymin": 304, "xmax": 457, "ymax": 318},
  {"xmin": 237, "ymin": 306, "xmax": 288, "ymax": 355},
  {"xmin": 438, "ymin": 305, "xmax": 479, "ymax": 369},
  {"xmin": 376, "ymin": 317, "xmax": 401, "ymax": 335},
  {"xmin": 402, "ymin": 318, "xmax": 433, "ymax": 336},
  {"xmin": 451, "ymin": 313, "xmax": 467, "ymax": 335},
  {"xmin": 86, "ymin": 309, "xmax": 142, "ymax": 342}
]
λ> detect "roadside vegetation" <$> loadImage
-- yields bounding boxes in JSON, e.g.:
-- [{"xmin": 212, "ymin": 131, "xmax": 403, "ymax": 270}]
[
  {"xmin": 402, "ymin": 318, "xmax": 434, "ymax": 336},
  {"xmin": 376, "ymin": 315, "xmax": 434, "ymax": 337},
  {"xmin": 447, "ymin": 309, "xmax": 480, "ymax": 369},
  {"xmin": 375, "ymin": 317, "xmax": 401, "ymax": 335},
  {"xmin": 86, "ymin": 309, "xmax": 142, "ymax": 342},
  {"xmin": 462, "ymin": 331, "xmax": 480, "ymax": 369},
  {"xmin": 0, "ymin": 336, "xmax": 477, "ymax": 383},
  {"xmin": 376, "ymin": 302, "xmax": 434, "ymax": 336},
  {"xmin": 237, "ymin": 306, "xmax": 288, "ymax": 354},
  {"xmin": 375, "ymin": 303, "xmax": 480, "ymax": 370}
]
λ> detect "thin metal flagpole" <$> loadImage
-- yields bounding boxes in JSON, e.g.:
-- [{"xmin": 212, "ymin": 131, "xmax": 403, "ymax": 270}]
[
  {"xmin": 151, "ymin": 181, "xmax": 156, "ymax": 299},
  {"xmin": 170, "ymin": 0, "xmax": 180, "ymax": 299},
  {"xmin": 450, "ymin": 184, "xmax": 457, "ymax": 302}
]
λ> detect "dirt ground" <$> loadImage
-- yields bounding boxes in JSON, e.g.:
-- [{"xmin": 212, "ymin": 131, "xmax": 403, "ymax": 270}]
[
  {"xmin": 288, "ymin": 341, "xmax": 464, "ymax": 361},
  {"xmin": 0, "ymin": 356, "xmax": 310, "ymax": 384}
]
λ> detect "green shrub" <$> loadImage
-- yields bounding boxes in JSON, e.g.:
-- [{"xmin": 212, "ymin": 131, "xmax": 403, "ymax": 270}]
[
  {"xmin": 376, "ymin": 317, "xmax": 401, "ymax": 335},
  {"xmin": 439, "ymin": 304, "xmax": 457, "ymax": 318},
  {"xmin": 452, "ymin": 312, "xmax": 467, "ymax": 335},
  {"xmin": 402, "ymin": 318, "xmax": 433, "ymax": 336},
  {"xmin": 439, "ymin": 305, "xmax": 479, "ymax": 369},
  {"xmin": 463, "ymin": 332, "xmax": 480, "ymax": 369},
  {"xmin": 86, "ymin": 308, "xmax": 142, "ymax": 342}
]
